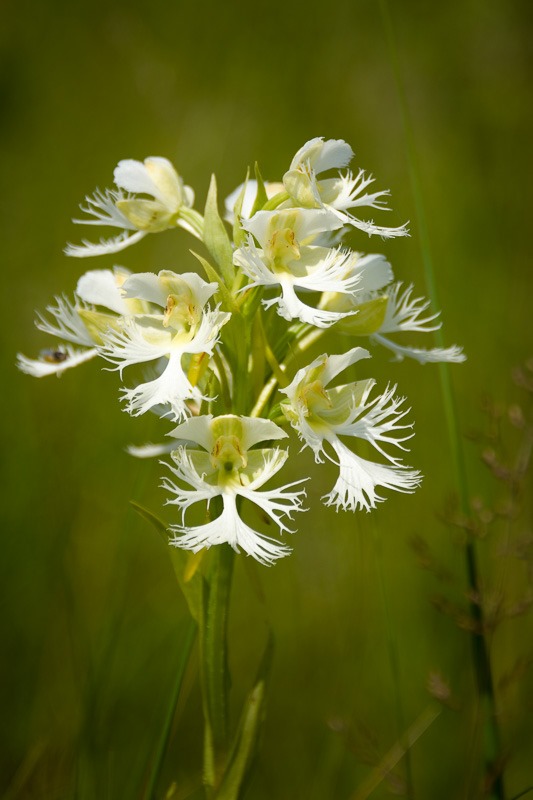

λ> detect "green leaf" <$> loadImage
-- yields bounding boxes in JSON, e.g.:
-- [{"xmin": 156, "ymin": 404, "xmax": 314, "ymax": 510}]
[
  {"xmin": 232, "ymin": 168, "xmax": 250, "ymax": 248},
  {"xmin": 190, "ymin": 250, "xmax": 237, "ymax": 313},
  {"xmin": 130, "ymin": 500, "xmax": 203, "ymax": 622},
  {"xmin": 214, "ymin": 634, "xmax": 274, "ymax": 800},
  {"xmin": 130, "ymin": 499, "xmax": 168, "ymax": 541},
  {"xmin": 250, "ymin": 162, "xmax": 268, "ymax": 216},
  {"xmin": 204, "ymin": 174, "xmax": 235, "ymax": 286}
]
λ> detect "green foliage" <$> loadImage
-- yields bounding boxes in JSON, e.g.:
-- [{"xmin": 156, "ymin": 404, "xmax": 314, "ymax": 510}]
[
  {"xmin": 204, "ymin": 175, "xmax": 235, "ymax": 287},
  {"xmin": 190, "ymin": 250, "xmax": 237, "ymax": 313},
  {"xmin": 232, "ymin": 171, "xmax": 250, "ymax": 250},
  {"xmin": 250, "ymin": 163, "xmax": 268, "ymax": 217},
  {"xmin": 215, "ymin": 636, "xmax": 273, "ymax": 800}
]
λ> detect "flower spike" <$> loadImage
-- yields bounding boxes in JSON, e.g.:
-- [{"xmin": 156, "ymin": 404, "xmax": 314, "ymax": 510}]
[{"xmin": 18, "ymin": 135, "xmax": 467, "ymax": 565}]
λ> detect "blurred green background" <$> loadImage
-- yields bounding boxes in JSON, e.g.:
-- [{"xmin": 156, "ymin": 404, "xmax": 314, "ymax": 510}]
[{"xmin": 2, "ymin": 0, "xmax": 532, "ymax": 797}]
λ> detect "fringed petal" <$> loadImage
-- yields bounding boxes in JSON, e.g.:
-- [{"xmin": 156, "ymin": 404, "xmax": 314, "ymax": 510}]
[
  {"xmin": 17, "ymin": 346, "xmax": 97, "ymax": 377},
  {"xmin": 35, "ymin": 295, "xmax": 94, "ymax": 346},
  {"xmin": 373, "ymin": 334, "xmax": 466, "ymax": 364},
  {"xmin": 323, "ymin": 438, "xmax": 421, "ymax": 513},
  {"xmin": 120, "ymin": 351, "xmax": 200, "ymax": 420},
  {"xmin": 65, "ymin": 230, "xmax": 147, "ymax": 258},
  {"xmin": 170, "ymin": 493, "xmax": 293, "ymax": 566},
  {"xmin": 380, "ymin": 283, "xmax": 441, "ymax": 333}
]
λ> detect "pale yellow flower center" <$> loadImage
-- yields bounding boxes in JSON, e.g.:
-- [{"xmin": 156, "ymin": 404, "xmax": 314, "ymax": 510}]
[
  {"xmin": 266, "ymin": 227, "xmax": 301, "ymax": 271},
  {"xmin": 300, "ymin": 379, "xmax": 331, "ymax": 417},
  {"xmin": 163, "ymin": 293, "xmax": 198, "ymax": 330},
  {"xmin": 210, "ymin": 435, "xmax": 247, "ymax": 476}
]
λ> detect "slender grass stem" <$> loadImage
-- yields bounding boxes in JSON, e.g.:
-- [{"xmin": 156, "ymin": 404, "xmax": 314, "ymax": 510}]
[
  {"xmin": 495, "ymin": 421, "xmax": 533, "ymax": 609},
  {"xmin": 378, "ymin": 2, "xmax": 505, "ymax": 796},
  {"xmin": 509, "ymin": 789, "xmax": 533, "ymax": 800},
  {"xmin": 350, "ymin": 703, "xmax": 441, "ymax": 800}
]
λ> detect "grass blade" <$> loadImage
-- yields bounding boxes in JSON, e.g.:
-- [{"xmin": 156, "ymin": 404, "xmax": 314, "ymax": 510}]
[{"xmin": 144, "ymin": 619, "xmax": 197, "ymax": 800}]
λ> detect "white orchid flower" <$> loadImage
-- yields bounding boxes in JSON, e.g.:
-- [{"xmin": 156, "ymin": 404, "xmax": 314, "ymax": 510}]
[
  {"xmin": 65, "ymin": 157, "xmax": 198, "ymax": 257},
  {"xmin": 234, "ymin": 207, "xmax": 365, "ymax": 328},
  {"xmin": 283, "ymin": 137, "xmax": 408, "ymax": 239},
  {"xmin": 324, "ymin": 281, "xmax": 466, "ymax": 364},
  {"xmin": 224, "ymin": 179, "xmax": 285, "ymax": 224},
  {"xmin": 162, "ymin": 415, "xmax": 307, "ymax": 565},
  {"xmin": 17, "ymin": 267, "xmax": 137, "ymax": 377},
  {"xmin": 98, "ymin": 271, "xmax": 230, "ymax": 421},
  {"xmin": 280, "ymin": 347, "xmax": 421, "ymax": 512}
]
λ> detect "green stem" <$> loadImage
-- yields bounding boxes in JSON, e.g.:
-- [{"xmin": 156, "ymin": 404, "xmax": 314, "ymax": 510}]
[
  {"xmin": 226, "ymin": 310, "xmax": 254, "ymax": 415},
  {"xmin": 257, "ymin": 314, "xmax": 290, "ymax": 388},
  {"xmin": 201, "ymin": 543, "xmax": 235, "ymax": 792},
  {"xmin": 262, "ymin": 190, "xmax": 290, "ymax": 211},
  {"xmin": 212, "ymin": 347, "xmax": 232, "ymax": 412},
  {"xmin": 378, "ymin": 2, "xmax": 504, "ymax": 796},
  {"xmin": 250, "ymin": 326, "xmax": 326, "ymax": 417}
]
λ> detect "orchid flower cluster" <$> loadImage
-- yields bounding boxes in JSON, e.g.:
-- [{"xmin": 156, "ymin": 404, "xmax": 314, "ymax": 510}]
[{"xmin": 18, "ymin": 138, "xmax": 464, "ymax": 565}]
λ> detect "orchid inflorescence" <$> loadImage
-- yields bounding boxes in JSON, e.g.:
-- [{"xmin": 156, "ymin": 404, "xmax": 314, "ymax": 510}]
[{"xmin": 18, "ymin": 137, "xmax": 464, "ymax": 565}]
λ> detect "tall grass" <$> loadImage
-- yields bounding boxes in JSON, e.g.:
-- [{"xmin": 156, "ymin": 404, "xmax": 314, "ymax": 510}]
[{"xmin": 379, "ymin": 2, "xmax": 505, "ymax": 795}]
